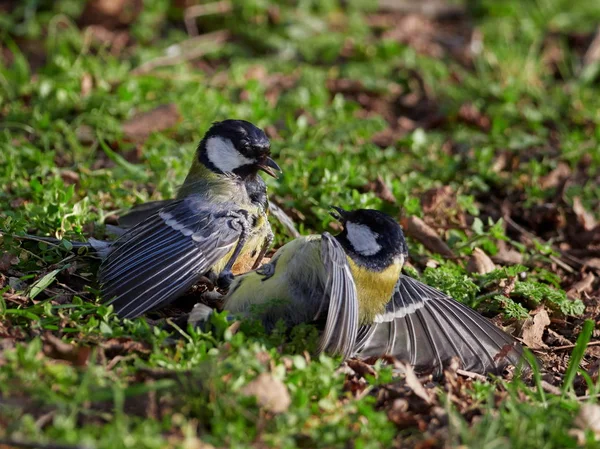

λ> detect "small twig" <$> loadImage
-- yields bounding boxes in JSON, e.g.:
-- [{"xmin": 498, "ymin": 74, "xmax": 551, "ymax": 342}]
[
  {"xmin": 184, "ymin": 1, "xmax": 232, "ymax": 36},
  {"xmin": 456, "ymin": 369, "xmax": 487, "ymax": 382},
  {"xmin": 540, "ymin": 380, "xmax": 562, "ymax": 396},
  {"xmin": 34, "ymin": 410, "xmax": 56, "ymax": 429},
  {"xmin": 552, "ymin": 341, "xmax": 600, "ymax": 351},
  {"xmin": 131, "ymin": 30, "xmax": 230, "ymax": 75},
  {"xmin": 355, "ymin": 385, "xmax": 374, "ymax": 400},
  {"xmin": 577, "ymin": 393, "xmax": 600, "ymax": 401}
]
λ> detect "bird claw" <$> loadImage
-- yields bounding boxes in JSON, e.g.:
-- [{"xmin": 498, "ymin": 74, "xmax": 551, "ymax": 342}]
[{"xmin": 217, "ymin": 269, "xmax": 235, "ymax": 289}]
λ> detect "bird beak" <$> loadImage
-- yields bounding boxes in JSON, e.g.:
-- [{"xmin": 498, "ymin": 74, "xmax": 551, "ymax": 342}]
[
  {"xmin": 258, "ymin": 157, "xmax": 282, "ymax": 178},
  {"xmin": 329, "ymin": 206, "xmax": 348, "ymax": 222}
]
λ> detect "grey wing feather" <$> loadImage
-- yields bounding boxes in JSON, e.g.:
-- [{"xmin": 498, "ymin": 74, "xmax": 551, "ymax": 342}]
[
  {"xmin": 115, "ymin": 199, "xmax": 175, "ymax": 229},
  {"xmin": 316, "ymin": 233, "xmax": 359, "ymax": 359},
  {"xmin": 99, "ymin": 197, "xmax": 247, "ymax": 319},
  {"xmin": 355, "ymin": 276, "xmax": 524, "ymax": 376}
]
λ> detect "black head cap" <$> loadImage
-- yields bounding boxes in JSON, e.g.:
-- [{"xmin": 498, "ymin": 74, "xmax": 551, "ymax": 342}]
[
  {"xmin": 198, "ymin": 119, "xmax": 280, "ymax": 179},
  {"xmin": 205, "ymin": 120, "xmax": 271, "ymax": 159},
  {"xmin": 331, "ymin": 207, "xmax": 408, "ymax": 270}
]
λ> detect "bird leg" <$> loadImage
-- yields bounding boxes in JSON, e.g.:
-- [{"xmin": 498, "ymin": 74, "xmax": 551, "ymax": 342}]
[
  {"xmin": 251, "ymin": 231, "xmax": 273, "ymax": 270},
  {"xmin": 216, "ymin": 214, "xmax": 250, "ymax": 288}
]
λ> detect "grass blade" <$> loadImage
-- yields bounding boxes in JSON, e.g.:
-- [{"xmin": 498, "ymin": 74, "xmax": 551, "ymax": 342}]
[{"xmin": 562, "ymin": 319, "xmax": 595, "ymax": 395}]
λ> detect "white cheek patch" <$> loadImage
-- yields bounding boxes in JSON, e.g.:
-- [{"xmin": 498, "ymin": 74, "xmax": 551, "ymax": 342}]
[
  {"xmin": 346, "ymin": 222, "xmax": 381, "ymax": 256},
  {"xmin": 205, "ymin": 136, "xmax": 255, "ymax": 173}
]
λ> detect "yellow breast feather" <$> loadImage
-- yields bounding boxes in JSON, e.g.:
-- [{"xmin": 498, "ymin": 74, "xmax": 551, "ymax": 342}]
[{"xmin": 347, "ymin": 258, "xmax": 402, "ymax": 324}]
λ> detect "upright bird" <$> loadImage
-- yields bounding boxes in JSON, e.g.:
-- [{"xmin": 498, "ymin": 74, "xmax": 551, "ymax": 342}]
[
  {"xmin": 217, "ymin": 207, "xmax": 524, "ymax": 375},
  {"xmin": 12, "ymin": 120, "xmax": 280, "ymax": 318},
  {"xmin": 98, "ymin": 120, "xmax": 281, "ymax": 318}
]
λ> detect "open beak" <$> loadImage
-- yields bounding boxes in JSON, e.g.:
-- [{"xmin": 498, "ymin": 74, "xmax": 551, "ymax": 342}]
[
  {"xmin": 329, "ymin": 205, "xmax": 348, "ymax": 222},
  {"xmin": 257, "ymin": 157, "xmax": 282, "ymax": 178}
]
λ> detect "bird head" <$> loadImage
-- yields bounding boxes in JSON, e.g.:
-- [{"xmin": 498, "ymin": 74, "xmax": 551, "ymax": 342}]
[
  {"xmin": 330, "ymin": 207, "xmax": 408, "ymax": 268},
  {"xmin": 198, "ymin": 120, "xmax": 281, "ymax": 179}
]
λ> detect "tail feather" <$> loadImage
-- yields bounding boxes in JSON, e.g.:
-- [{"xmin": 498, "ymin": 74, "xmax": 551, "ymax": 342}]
[{"xmin": 11, "ymin": 234, "xmax": 110, "ymax": 259}]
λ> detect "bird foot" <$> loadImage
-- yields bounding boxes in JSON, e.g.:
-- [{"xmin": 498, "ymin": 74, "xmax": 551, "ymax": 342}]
[{"xmin": 217, "ymin": 269, "xmax": 235, "ymax": 289}]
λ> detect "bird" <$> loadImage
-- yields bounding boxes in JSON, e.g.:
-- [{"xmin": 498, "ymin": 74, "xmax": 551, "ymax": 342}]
[
  {"xmin": 97, "ymin": 120, "xmax": 282, "ymax": 318},
  {"xmin": 14, "ymin": 120, "xmax": 281, "ymax": 319},
  {"xmin": 207, "ymin": 207, "xmax": 524, "ymax": 376}
]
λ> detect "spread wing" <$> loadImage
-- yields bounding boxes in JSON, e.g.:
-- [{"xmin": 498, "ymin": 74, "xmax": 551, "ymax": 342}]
[
  {"xmin": 316, "ymin": 233, "xmax": 359, "ymax": 359},
  {"xmin": 355, "ymin": 275, "xmax": 524, "ymax": 376},
  {"xmin": 100, "ymin": 197, "xmax": 250, "ymax": 319},
  {"xmin": 115, "ymin": 199, "xmax": 174, "ymax": 229}
]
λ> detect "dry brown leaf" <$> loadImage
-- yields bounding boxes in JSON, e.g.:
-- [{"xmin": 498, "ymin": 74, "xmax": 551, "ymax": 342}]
[
  {"xmin": 492, "ymin": 241, "xmax": 524, "ymax": 265},
  {"xmin": 42, "ymin": 333, "xmax": 91, "ymax": 366},
  {"xmin": 457, "ymin": 102, "xmax": 490, "ymax": 131},
  {"xmin": 400, "ymin": 216, "xmax": 454, "ymax": 258},
  {"xmin": 467, "ymin": 248, "xmax": 496, "ymax": 274},
  {"xmin": 421, "ymin": 186, "xmax": 454, "ymax": 214},
  {"xmin": 567, "ymin": 272, "xmax": 595, "ymax": 297},
  {"xmin": 571, "ymin": 403, "xmax": 600, "ymax": 444},
  {"xmin": 80, "ymin": 0, "xmax": 143, "ymax": 28},
  {"xmin": 101, "ymin": 337, "xmax": 151, "ymax": 358},
  {"xmin": 398, "ymin": 361, "xmax": 434, "ymax": 405},
  {"xmin": 573, "ymin": 197, "xmax": 597, "ymax": 231},
  {"xmin": 539, "ymin": 162, "xmax": 571, "ymax": 189},
  {"xmin": 521, "ymin": 309, "xmax": 550, "ymax": 350},
  {"xmin": 0, "ymin": 252, "xmax": 19, "ymax": 272},
  {"xmin": 81, "ymin": 73, "xmax": 93, "ymax": 97},
  {"xmin": 122, "ymin": 104, "xmax": 181, "ymax": 143},
  {"xmin": 241, "ymin": 373, "xmax": 291, "ymax": 413},
  {"xmin": 347, "ymin": 358, "xmax": 378, "ymax": 378},
  {"xmin": 362, "ymin": 175, "xmax": 396, "ymax": 203},
  {"xmin": 60, "ymin": 169, "xmax": 80, "ymax": 185}
]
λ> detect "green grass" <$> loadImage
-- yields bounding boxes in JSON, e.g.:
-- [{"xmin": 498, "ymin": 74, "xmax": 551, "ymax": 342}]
[{"xmin": 1, "ymin": 0, "xmax": 599, "ymax": 447}]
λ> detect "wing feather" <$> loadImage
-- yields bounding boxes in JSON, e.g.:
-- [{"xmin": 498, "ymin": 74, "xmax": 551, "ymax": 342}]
[
  {"xmin": 355, "ymin": 275, "xmax": 524, "ymax": 376},
  {"xmin": 316, "ymin": 233, "xmax": 359, "ymax": 359},
  {"xmin": 100, "ymin": 197, "xmax": 249, "ymax": 319}
]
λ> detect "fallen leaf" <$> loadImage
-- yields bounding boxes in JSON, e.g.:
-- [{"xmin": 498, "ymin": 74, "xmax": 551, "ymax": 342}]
[
  {"xmin": 80, "ymin": 0, "xmax": 143, "ymax": 28},
  {"xmin": 43, "ymin": 333, "xmax": 91, "ymax": 366},
  {"xmin": 521, "ymin": 309, "xmax": 550, "ymax": 349},
  {"xmin": 76, "ymin": 125, "xmax": 95, "ymax": 144},
  {"xmin": 467, "ymin": 248, "xmax": 496, "ymax": 274},
  {"xmin": 573, "ymin": 197, "xmax": 597, "ymax": 231},
  {"xmin": 60, "ymin": 169, "xmax": 80, "ymax": 185},
  {"xmin": 571, "ymin": 403, "xmax": 600, "ymax": 444},
  {"xmin": 539, "ymin": 162, "xmax": 571, "ymax": 189},
  {"xmin": 241, "ymin": 373, "xmax": 291, "ymax": 413},
  {"xmin": 421, "ymin": 186, "xmax": 454, "ymax": 214},
  {"xmin": 492, "ymin": 241, "xmax": 524, "ymax": 265},
  {"xmin": 81, "ymin": 73, "xmax": 93, "ymax": 97},
  {"xmin": 362, "ymin": 175, "xmax": 396, "ymax": 203},
  {"xmin": 567, "ymin": 272, "xmax": 595, "ymax": 298},
  {"xmin": 101, "ymin": 337, "xmax": 151, "ymax": 358},
  {"xmin": 398, "ymin": 361, "xmax": 434, "ymax": 404},
  {"xmin": 457, "ymin": 102, "xmax": 490, "ymax": 131},
  {"xmin": 347, "ymin": 358, "xmax": 378, "ymax": 378},
  {"xmin": 122, "ymin": 104, "xmax": 181, "ymax": 143},
  {"xmin": 0, "ymin": 252, "xmax": 19, "ymax": 271},
  {"xmin": 400, "ymin": 216, "xmax": 454, "ymax": 258}
]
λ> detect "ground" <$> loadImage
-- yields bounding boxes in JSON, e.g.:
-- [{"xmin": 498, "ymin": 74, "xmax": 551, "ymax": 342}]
[{"xmin": 1, "ymin": 0, "xmax": 600, "ymax": 448}]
